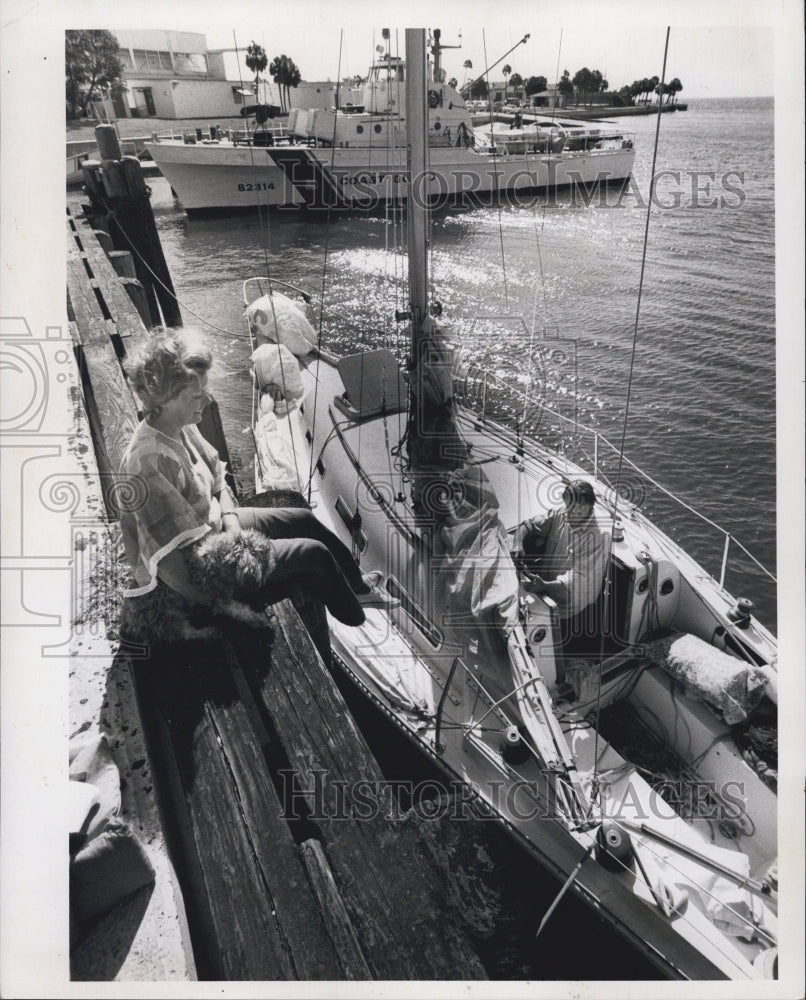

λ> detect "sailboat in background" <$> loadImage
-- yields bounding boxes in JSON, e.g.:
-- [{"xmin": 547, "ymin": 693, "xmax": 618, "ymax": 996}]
[
  {"xmin": 146, "ymin": 30, "xmax": 635, "ymax": 214},
  {"xmin": 244, "ymin": 29, "xmax": 779, "ymax": 980}
]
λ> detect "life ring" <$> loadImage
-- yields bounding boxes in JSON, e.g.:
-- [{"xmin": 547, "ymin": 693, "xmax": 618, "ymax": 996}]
[{"xmin": 427, "ymin": 89, "xmax": 442, "ymax": 109}]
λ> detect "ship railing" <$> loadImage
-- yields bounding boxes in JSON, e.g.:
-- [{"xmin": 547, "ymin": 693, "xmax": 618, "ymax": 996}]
[
  {"xmin": 149, "ymin": 124, "xmax": 291, "ymax": 146},
  {"xmin": 452, "ymin": 364, "xmax": 776, "ymax": 598}
]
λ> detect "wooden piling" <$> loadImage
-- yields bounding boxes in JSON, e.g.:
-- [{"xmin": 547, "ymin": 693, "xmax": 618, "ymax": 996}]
[
  {"xmin": 82, "ymin": 125, "xmax": 182, "ymax": 329},
  {"xmin": 132, "ymin": 639, "xmax": 346, "ymax": 980},
  {"xmin": 108, "ymin": 250, "xmax": 137, "ymax": 279},
  {"xmin": 93, "ymin": 229, "xmax": 114, "ymax": 253},
  {"xmin": 106, "ymin": 250, "xmax": 151, "ymax": 329}
]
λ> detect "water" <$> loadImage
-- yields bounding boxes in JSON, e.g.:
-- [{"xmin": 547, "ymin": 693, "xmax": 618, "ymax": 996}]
[
  {"xmin": 144, "ymin": 98, "xmax": 776, "ymax": 977},
  {"xmin": 148, "ymin": 97, "xmax": 776, "ymax": 629}
]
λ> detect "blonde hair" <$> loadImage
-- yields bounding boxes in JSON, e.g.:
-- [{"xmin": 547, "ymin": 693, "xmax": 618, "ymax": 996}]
[{"xmin": 125, "ymin": 328, "xmax": 213, "ymax": 417}]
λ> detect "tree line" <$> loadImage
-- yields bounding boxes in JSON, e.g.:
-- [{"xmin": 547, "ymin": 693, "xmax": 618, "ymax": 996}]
[{"xmin": 436, "ymin": 58, "xmax": 684, "ymax": 108}]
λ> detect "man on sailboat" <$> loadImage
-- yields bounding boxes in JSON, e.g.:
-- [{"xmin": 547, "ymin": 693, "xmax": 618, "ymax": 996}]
[{"xmin": 513, "ymin": 479, "xmax": 611, "ymax": 680}]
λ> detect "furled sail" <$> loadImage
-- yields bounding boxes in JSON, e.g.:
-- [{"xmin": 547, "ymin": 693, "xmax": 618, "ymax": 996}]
[{"xmin": 406, "ymin": 317, "xmax": 520, "ymax": 635}]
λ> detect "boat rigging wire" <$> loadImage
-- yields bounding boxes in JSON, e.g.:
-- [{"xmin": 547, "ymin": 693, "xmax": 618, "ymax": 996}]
[
  {"xmin": 303, "ymin": 30, "xmax": 348, "ymax": 504},
  {"xmin": 482, "ymin": 29, "xmax": 510, "ymax": 312},
  {"xmin": 591, "ymin": 26, "xmax": 671, "ymax": 789},
  {"xmin": 542, "ymin": 27, "xmax": 564, "ymax": 233},
  {"xmin": 387, "ymin": 29, "xmax": 407, "ymax": 500}
]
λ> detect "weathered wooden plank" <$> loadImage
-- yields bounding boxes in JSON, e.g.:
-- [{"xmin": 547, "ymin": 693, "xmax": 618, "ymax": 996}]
[
  {"xmin": 68, "ymin": 214, "xmax": 147, "ymax": 339},
  {"xmin": 234, "ymin": 603, "xmax": 488, "ymax": 980},
  {"xmin": 88, "ymin": 267, "xmax": 146, "ymax": 340},
  {"xmin": 299, "ymin": 839, "xmax": 372, "ymax": 979},
  {"xmin": 67, "ymin": 253, "xmax": 106, "ymax": 330},
  {"xmin": 73, "ymin": 331, "xmax": 139, "ymax": 517},
  {"xmin": 119, "ymin": 278, "xmax": 151, "ymax": 330},
  {"xmin": 135, "ymin": 639, "xmax": 345, "ymax": 981}
]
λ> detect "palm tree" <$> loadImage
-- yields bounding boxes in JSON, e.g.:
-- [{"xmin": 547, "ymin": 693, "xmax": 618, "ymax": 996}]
[
  {"xmin": 269, "ymin": 54, "xmax": 302, "ymax": 113},
  {"xmin": 558, "ymin": 68, "xmax": 573, "ymax": 108},
  {"xmin": 502, "ymin": 63, "xmax": 511, "ymax": 101},
  {"xmin": 462, "ymin": 58, "xmax": 473, "ymax": 89},
  {"xmin": 509, "ymin": 72, "xmax": 523, "ymax": 103},
  {"xmin": 448, "ymin": 77, "xmax": 458, "ymax": 89},
  {"xmin": 668, "ymin": 77, "xmax": 683, "ymax": 104},
  {"xmin": 284, "ymin": 56, "xmax": 301, "ymax": 110},
  {"xmin": 245, "ymin": 41, "xmax": 267, "ymax": 102}
]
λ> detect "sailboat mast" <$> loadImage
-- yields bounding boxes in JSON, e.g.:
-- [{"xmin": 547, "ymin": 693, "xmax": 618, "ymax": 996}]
[{"xmin": 405, "ymin": 28, "xmax": 429, "ymax": 344}]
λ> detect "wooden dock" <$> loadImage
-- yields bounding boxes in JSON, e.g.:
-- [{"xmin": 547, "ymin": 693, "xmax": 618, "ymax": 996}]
[{"xmin": 66, "ymin": 150, "xmax": 488, "ymax": 981}]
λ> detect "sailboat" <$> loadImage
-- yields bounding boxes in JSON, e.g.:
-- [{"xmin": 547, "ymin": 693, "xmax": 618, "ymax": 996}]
[
  {"xmin": 146, "ymin": 30, "xmax": 634, "ymax": 215},
  {"xmin": 244, "ymin": 29, "xmax": 779, "ymax": 980}
]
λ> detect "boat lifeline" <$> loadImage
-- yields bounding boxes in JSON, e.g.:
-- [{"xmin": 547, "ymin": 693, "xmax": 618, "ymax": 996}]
[
  {"xmin": 146, "ymin": 31, "xmax": 635, "ymax": 214},
  {"xmin": 244, "ymin": 30, "xmax": 779, "ymax": 980}
]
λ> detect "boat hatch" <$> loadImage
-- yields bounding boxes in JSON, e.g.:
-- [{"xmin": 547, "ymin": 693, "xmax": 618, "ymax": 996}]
[{"xmin": 335, "ymin": 349, "xmax": 408, "ymax": 420}]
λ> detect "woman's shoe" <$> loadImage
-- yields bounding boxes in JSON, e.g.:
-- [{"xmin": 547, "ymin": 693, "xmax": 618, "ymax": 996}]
[{"xmin": 356, "ymin": 571, "xmax": 401, "ymax": 609}]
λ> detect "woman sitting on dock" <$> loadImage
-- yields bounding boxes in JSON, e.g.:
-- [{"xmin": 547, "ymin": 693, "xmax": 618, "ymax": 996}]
[{"xmin": 118, "ymin": 328, "xmax": 397, "ymax": 628}]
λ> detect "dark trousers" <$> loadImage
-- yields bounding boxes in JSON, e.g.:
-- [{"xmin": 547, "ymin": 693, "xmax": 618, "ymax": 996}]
[{"xmin": 236, "ymin": 507, "xmax": 366, "ymax": 626}]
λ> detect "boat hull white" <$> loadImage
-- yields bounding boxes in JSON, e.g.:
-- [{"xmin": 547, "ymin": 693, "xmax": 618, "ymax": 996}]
[
  {"xmin": 247, "ymin": 342, "xmax": 779, "ymax": 981},
  {"xmin": 146, "ymin": 139, "xmax": 636, "ymax": 214}
]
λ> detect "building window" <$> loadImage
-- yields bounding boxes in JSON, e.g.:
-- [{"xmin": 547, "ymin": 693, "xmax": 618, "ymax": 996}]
[
  {"xmin": 132, "ymin": 49, "xmax": 172, "ymax": 71},
  {"xmin": 118, "ymin": 50, "xmax": 133, "ymax": 70},
  {"xmin": 173, "ymin": 52, "xmax": 208, "ymax": 74}
]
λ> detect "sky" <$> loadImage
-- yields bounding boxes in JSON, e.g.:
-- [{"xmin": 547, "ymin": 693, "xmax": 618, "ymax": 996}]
[
  {"xmin": 205, "ymin": 17, "xmax": 774, "ymax": 100},
  {"xmin": 48, "ymin": 0, "xmax": 779, "ymax": 99}
]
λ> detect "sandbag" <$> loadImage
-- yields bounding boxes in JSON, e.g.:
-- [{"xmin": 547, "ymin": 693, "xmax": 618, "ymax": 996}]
[
  {"xmin": 251, "ymin": 343, "xmax": 304, "ymax": 413},
  {"xmin": 246, "ymin": 292, "xmax": 317, "ymax": 357},
  {"xmin": 646, "ymin": 633, "xmax": 768, "ymax": 725},
  {"xmin": 254, "ymin": 403, "xmax": 300, "ymax": 491}
]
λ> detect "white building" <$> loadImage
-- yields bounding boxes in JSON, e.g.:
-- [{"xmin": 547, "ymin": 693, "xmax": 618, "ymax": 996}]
[
  {"xmin": 107, "ymin": 29, "xmax": 361, "ymax": 120},
  {"xmin": 108, "ymin": 30, "xmax": 245, "ymax": 119}
]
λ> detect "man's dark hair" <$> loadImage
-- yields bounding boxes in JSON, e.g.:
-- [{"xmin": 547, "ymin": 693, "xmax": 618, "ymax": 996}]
[{"xmin": 563, "ymin": 479, "xmax": 595, "ymax": 506}]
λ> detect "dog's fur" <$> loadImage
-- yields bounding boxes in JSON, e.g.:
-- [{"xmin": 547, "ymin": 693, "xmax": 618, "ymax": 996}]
[{"xmin": 120, "ymin": 528, "xmax": 277, "ymax": 643}]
